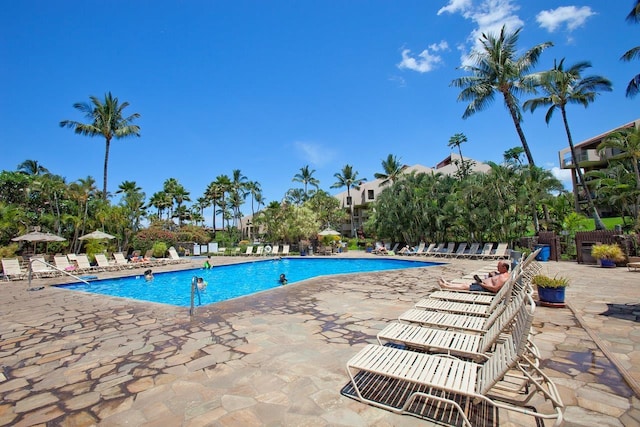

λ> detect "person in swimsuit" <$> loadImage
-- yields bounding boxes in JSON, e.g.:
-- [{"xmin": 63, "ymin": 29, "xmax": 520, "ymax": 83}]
[{"xmin": 438, "ymin": 261, "xmax": 510, "ymax": 293}]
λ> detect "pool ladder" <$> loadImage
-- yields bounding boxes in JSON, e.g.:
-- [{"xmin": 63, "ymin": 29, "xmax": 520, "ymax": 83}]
[{"xmin": 189, "ymin": 275, "xmax": 202, "ymax": 317}]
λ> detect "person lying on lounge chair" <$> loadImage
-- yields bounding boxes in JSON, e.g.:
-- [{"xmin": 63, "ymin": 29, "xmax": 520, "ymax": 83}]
[{"xmin": 438, "ymin": 261, "xmax": 510, "ymax": 293}]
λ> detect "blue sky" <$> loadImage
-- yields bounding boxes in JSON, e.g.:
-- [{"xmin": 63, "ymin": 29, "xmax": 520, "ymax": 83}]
[{"xmin": 1, "ymin": 0, "xmax": 638, "ymax": 222}]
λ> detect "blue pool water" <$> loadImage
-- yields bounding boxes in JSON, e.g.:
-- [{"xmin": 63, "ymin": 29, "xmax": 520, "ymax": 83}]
[{"xmin": 58, "ymin": 257, "xmax": 439, "ymax": 307}]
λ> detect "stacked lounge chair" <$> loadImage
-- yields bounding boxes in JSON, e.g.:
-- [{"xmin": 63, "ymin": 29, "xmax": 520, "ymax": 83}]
[{"xmin": 343, "ymin": 248, "xmax": 563, "ymax": 426}]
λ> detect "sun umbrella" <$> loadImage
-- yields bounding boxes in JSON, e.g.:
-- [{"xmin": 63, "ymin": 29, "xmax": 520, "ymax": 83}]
[
  {"xmin": 12, "ymin": 231, "xmax": 66, "ymax": 254},
  {"xmin": 79, "ymin": 230, "xmax": 116, "ymax": 240},
  {"xmin": 12, "ymin": 231, "xmax": 66, "ymax": 243},
  {"xmin": 318, "ymin": 228, "xmax": 341, "ymax": 236}
]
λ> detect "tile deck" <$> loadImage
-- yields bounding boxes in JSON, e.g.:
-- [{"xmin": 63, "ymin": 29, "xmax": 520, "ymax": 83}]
[{"xmin": 1, "ymin": 253, "xmax": 639, "ymax": 426}]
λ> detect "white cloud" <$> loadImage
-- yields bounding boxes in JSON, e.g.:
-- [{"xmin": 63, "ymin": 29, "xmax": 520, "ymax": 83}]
[
  {"xmin": 437, "ymin": 0, "xmax": 472, "ymax": 16},
  {"xmin": 435, "ymin": 0, "xmax": 524, "ymax": 66},
  {"xmin": 294, "ymin": 141, "xmax": 334, "ymax": 166},
  {"xmin": 388, "ymin": 75, "xmax": 407, "ymax": 87},
  {"xmin": 550, "ymin": 166, "xmax": 572, "ymax": 189},
  {"xmin": 536, "ymin": 6, "xmax": 595, "ymax": 32},
  {"xmin": 397, "ymin": 42, "xmax": 448, "ymax": 73}
]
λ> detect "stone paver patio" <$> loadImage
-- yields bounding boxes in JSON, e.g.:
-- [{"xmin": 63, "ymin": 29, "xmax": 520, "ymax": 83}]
[{"xmin": 1, "ymin": 253, "xmax": 639, "ymax": 426}]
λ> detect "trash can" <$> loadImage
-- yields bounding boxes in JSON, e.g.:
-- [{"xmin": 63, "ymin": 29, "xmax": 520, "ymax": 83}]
[{"xmin": 535, "ymin": 244, "xmax": 550, "ymax": 262}]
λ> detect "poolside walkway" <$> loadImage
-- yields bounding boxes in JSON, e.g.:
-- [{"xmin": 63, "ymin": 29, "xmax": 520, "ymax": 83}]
[{"xmin": 0, "ymin": 254, "xmax": 639, "ymax": 426}]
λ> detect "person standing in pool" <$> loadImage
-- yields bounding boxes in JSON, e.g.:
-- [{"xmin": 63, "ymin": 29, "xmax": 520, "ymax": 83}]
[
  {"xmin": 196, "ymin": 277, "xmax": 207, "ymax": 290},
  {"xmin": 279, "ymin": 274, "xmax": 288, "ymax": 285},
  {"xmin": 203, "ymin": 256, "xmax": 212, "ymax": 269},
  {"xmin": 144, "ymin": 269, "xmax": 153, "ymax": 281}
]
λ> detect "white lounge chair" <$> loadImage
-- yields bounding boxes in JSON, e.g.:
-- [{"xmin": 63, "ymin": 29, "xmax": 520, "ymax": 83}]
[
  {"xmin": 75, "ymin": 254, "xmax": 101, "ymax": 273},
  {"xmin": 459, "ymin": 242, "xmax": 480, "ymax": 259},
  {"xmin": 270, "ymin": 245, "xmax": 280, "ymax": 256},
  {"xmin": 476, "ymin": 243, "xmax": 495, "ymax": 259},
  {"xmin": 427, "ymin": 242, "xmax": 445, "ymax": 256},
  {"xmin": 255, "ymin": 246, "xmax": 264, "ymax": 256},
  {"xmin": 113, "ymin": 252, "xmax": 133, "ymax": 269},
  {"xmin": 346, "ymin": 301, "xmax": 563, "ymax": 427},
  {"xmin": 243, "ymin": 246, "xmax": 254, "ymax": 256},
  {"xmin": 2, "ymin": 258, "xmax": 27, "ymax": 280},
  {"xmin": 54, "ymin": 255, "xmax": 77, "ymax": 273},
  {"xmin": 378, "ymin": 292, "xmax": 533, "ymax": 362},
  {"xmin": 484, "ymin": 243, "xmax": 510, "ymax": 260},
  {"xmin": 168, "ymin": 246, "xmax": 187, "ymax": 263},
  {"xmin": 29, "ymin": 256, "xmax": 58, "ymax": 278},
  {"xmin": 407, "ymin": 242, "xmax": 425, "ymax": 256},
  {"xmin": 449, "ymin": 242, "xmax": 467, "ymax": 258},
  {"xmin": 281, "ymin": 245, "xmax": 290, "ymax": 256},
  {"xmin": 95, "ymin": 253, "xmax": 120, "ymax": 271},
  {"xmin": 434, "ymin": 242, "xmax": 455, "ymax": 257}
]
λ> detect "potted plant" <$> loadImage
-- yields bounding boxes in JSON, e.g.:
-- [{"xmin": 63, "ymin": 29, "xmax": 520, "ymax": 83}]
[
  {"xmin": 532, "ymin": 274, "xmax": 570, "ymax": 306},
  {"xmin": 591, "ymin": 243, "xmax": 625, "ymax": 267}
]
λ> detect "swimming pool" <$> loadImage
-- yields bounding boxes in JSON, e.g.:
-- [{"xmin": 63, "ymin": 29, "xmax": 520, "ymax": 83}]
[{"xmin": 58, "ymin": 257, "xmax": 440, "ymax": 307}]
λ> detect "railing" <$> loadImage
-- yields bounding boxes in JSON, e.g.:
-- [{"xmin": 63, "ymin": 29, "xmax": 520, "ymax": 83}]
[
  {"xmin": 189, "ymin": 275, "xmax": 202, "ymax": 317},
  {"xmin": 27, "ymin": 258, "xmax": 91, "ymax": 291}
]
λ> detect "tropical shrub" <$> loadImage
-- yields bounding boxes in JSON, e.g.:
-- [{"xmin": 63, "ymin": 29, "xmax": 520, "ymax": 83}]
[
  {"xmin": 152, "ymin": 241, "xmax": 168, "ymax": 258},
  {"xmin": 532, "ymin": 274, "xmax": 570, "ymax": 288},
  {"xmin": 591, "ymin": 243, "xmax": 625, "ymax": 262},
  {"xmin": 0, "ymin": 243, "xmax": 19, "ymax": 258},
  {"xmin": 176, "ymin": 224, "xmax": 210, "ymax": 244},
  {"xmin": 83, "ymin": 240, "xmax": 107, "ymax": 263},
  {"xmin": 131, "ymin": 227, "xmax": 177, "ymax": 252}
]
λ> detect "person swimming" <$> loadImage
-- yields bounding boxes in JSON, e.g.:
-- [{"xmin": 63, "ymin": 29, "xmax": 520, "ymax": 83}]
[
  {"xmin": 279, "ymin": 273, "xmax": 288, "ymax": 285},
  {"xmin": 144, "ymin": 269, "xmax": 153, "ymax": 281},
  {"xmin": 196, "ymin": 277, "xmax": 207, "ymax": 290}
]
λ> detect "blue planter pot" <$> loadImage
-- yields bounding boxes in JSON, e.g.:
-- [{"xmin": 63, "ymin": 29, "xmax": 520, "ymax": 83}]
[
  {"xmin": 537, "ymin": 287, "xmax": 565, "ymax": 304},
  {"xmin": 599, "ymin": 259, "xmax": 616, "ymax": 268}
]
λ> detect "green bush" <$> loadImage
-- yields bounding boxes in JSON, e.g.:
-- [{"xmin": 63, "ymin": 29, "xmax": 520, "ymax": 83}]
[
  {"xmin": 176, "ymin": 225, "xmax": 210, "ymax": 245},
  {"xmin": 0, "ymin": 243, "xmax": 19, "ymax": 258},
  {"xmin": 152, "ymin": 241, "xmax": 168, "ymax": 258},
  {"xmin": 532, "ymin": 274, "xmax": 570, "ymax": 288},
  {"xmin": 591, "ymin": 243, "xmax": 625, "ymax": 262},
  {"xmin": 131, "ymin": 227, "xmax": 177, "ymax": 253},
  {"xmin": 83, "ymin": 240, "xmax": 107, "ymax": 263}
]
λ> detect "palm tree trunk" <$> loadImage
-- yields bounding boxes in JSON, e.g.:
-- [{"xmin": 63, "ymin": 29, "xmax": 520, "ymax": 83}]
[
  {"xmin": 347, "ymin": 188, "xmax": 354, "ymax": 237},
  {"xmin": 505, "ymin": 97, "xmax": 536, "ymax": 166},
  {"xmin": 212, "ymin": 200, "xmax": 217, "ymax": 234},
  {"xmin": 103, "ymin": 137, "xmax": 111, "ymax": 200},
  {"xmin": 560, "ymin": 108, "xmax": 606, "ymax": 230}
]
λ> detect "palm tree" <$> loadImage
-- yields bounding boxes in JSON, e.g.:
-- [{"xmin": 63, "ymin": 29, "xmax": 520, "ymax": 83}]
[
  {"xmin": 205, "ymin": 174, "xmax": 230, "ymax": 232},
  {"xmin": 17, "ymin": 159, "xmax": 49, "ymax": 176},
  {"xmin": 292, "ymin": 165, "xmax": 320, "ymax": 200},
  {"xmin": 246, "ymin": 180, "xmax": 262, "ymax": 219},
  {"xmin": 446, "ymin": 134, "xmax": 474, "ymax": 179},
  {"xmin": 331, "ymin": 164, "xmax": 363, "ymax": 237},
  {"xmin": 503, "ymin": 147, "xmax": 525, "ymax": 166},
  {"xmin": 230, "ymin": 169, "xmax": 248, "ymax": 228},
  {"xmin": 597, "ymin": 126, "xmax": 640, "ymax": 221},
  {"xmin": 451, "ymin": 26, "xmax": 552, "ymax": 166},
  {"xmin": 285, "ymin": 188, "xmax": 306, "ymax": 206},
  {"xmin": 523, "ymin": 58, "xmax": 612, "ymax": 230},
  {"xmin": 68, "ymin": 176, "xmax": 98, "ymax": 251},
  {"xmin": 116, "ymin": 180, "xmax": 142, "ymax": 197},
  {"xmin": 374, "ymin": 154, "xmax": 404, "ymax": 185},
  {"xmin": 148, "ymin": 191, "xmax": 172, "ymax": 219},
  {"xmin": 60, "ymin": 92, "xmax": 141, "ymax": 199},
  {"xmin": 622, "ymin": 0, "xmax": 640, "ymax": 98}
]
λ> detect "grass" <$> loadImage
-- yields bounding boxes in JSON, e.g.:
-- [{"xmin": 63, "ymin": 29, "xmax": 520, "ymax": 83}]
[{"xmin": 578, "ymin": 217, "xmax": 627, "ymax": 231}]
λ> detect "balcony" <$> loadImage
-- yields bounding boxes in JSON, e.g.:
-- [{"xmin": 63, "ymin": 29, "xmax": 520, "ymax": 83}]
[{"xmin": 561, "ymin": 149, "xmax": 604, "ymax": 168}]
